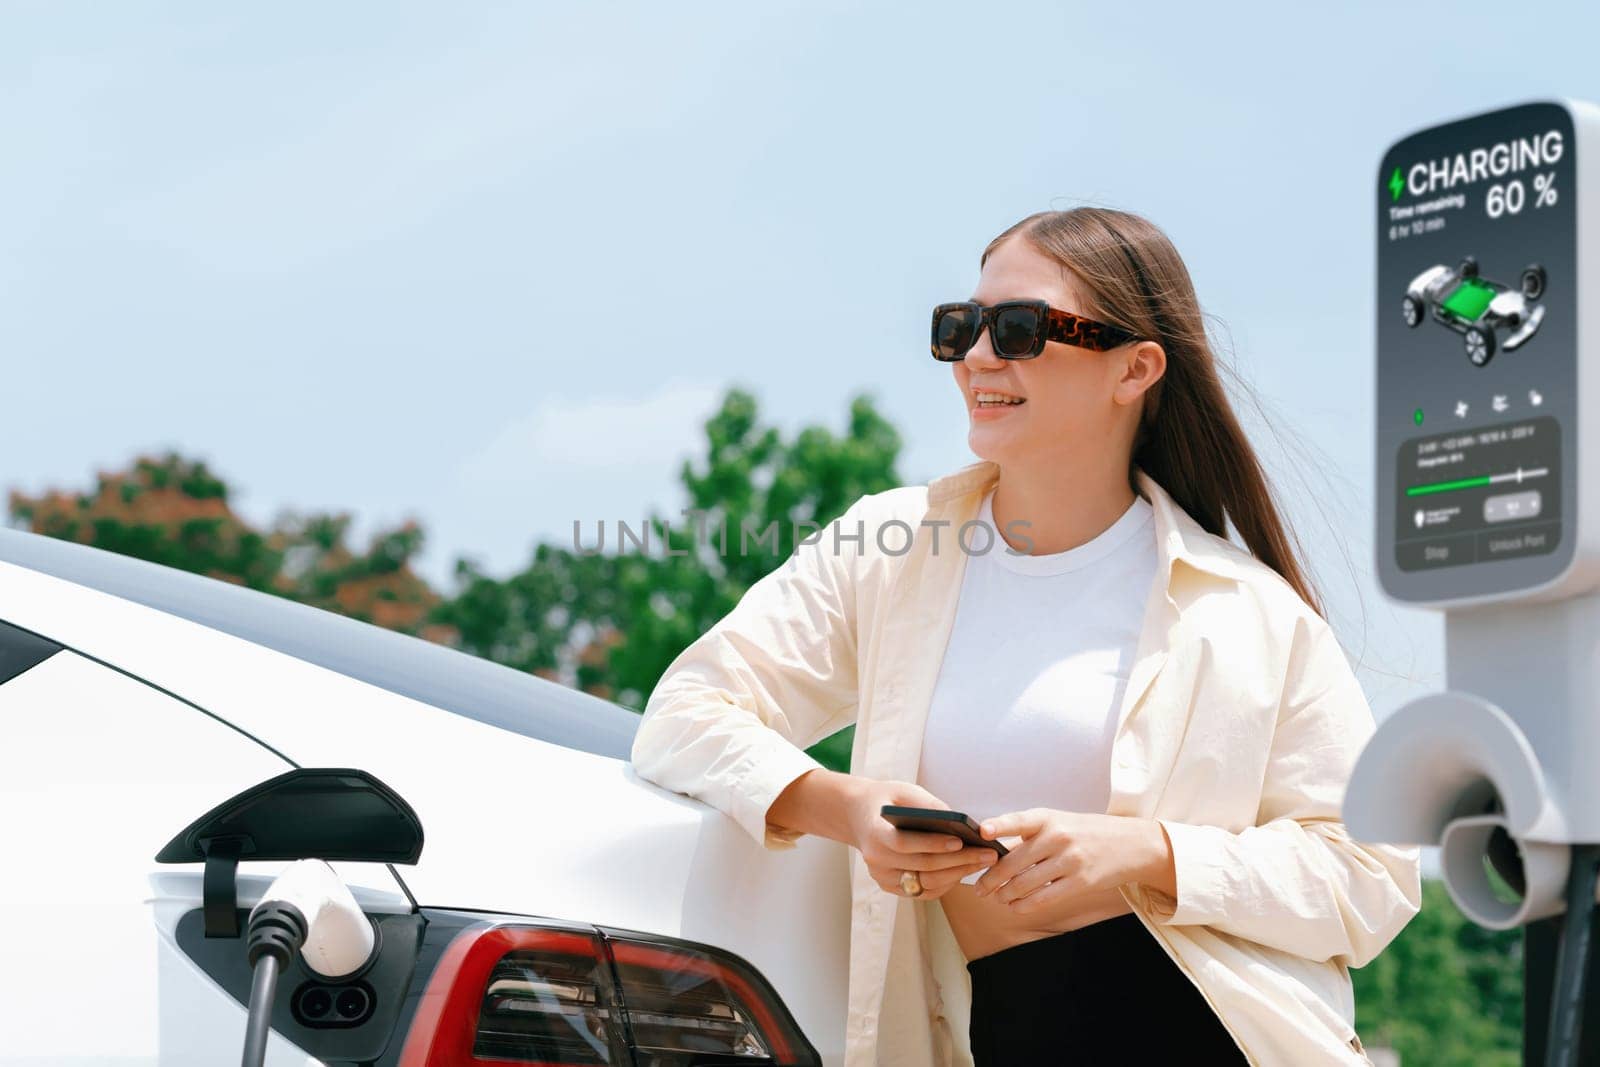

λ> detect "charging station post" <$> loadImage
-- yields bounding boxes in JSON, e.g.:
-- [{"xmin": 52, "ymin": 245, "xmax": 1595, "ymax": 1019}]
[{"xmin": 1346, "ymin": 98, "xmax": 1600, "ymax": 1066}]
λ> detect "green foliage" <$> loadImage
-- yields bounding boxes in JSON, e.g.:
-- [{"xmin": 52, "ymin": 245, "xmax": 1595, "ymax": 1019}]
[
  {"xmin": 431, "ymin": 542, "xmax": 623, "ymax": 679},
  {"xmin": 1352, "ymin": 878, "xmax": 1522, "ymax": 1064},
  {"xmin": 177, "ymin": 460, "xmax": 228, "ymax": 500},
  {"xmin": 431, "ymin": 386, "xmax": 903, "ymax": 723}
]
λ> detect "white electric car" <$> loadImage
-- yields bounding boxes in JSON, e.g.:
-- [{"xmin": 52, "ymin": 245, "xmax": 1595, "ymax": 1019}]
[{"xmin": 0, "ymin": 525, "xmax": 849, "ymax": 1065}]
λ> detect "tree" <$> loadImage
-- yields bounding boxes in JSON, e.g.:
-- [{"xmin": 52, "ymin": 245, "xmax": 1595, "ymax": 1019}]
[
  {"xmin": 8, "ymin": 452, "xmax": 451, "ymax": 641},
  {"xmin": 1352, "ymin": 878, "xmax": 1522, "ymax": 1064},
  {"xmin": 432, "ymin": 386, "xmax": 903, "ymax": 775}
]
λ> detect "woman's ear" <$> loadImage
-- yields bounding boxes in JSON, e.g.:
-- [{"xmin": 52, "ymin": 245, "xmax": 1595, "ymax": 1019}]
[{"xmin": 1113, "ymin": 340, "xmax": 1166, "ymax": 408}]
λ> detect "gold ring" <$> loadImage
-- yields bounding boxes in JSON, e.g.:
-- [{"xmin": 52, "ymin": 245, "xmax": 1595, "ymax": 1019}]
[{"xmin": 899, "ymin": 870, "xmax": 924, "ymax": 897}]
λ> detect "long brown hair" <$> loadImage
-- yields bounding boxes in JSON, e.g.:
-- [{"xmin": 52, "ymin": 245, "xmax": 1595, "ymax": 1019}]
[{"xmin": 981, "ymin": 207, "xmax": 1325, "ymax": 618}]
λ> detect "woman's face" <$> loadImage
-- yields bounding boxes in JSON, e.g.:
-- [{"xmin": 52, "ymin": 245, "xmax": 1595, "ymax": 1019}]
[{"xmin": 953, "ymin": 235, "xmax": 1149, "ymax": 472}]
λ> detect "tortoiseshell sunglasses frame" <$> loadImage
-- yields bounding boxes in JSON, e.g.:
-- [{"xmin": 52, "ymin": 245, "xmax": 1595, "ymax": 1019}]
[{"xmin": 929, "ymin": 299, "xmax": 1142, "ymax": 361}]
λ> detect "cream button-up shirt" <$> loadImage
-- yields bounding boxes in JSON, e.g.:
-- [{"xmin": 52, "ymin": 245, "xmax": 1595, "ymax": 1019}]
[{"xmin": 631, "ymin": 460, "xmax": 1423, "ymax": 1066}]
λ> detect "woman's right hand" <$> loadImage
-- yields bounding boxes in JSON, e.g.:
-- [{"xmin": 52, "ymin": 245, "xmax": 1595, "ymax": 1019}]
[{"xmin": 847, "ymin": 778, "xmax": 998, "ymax": 900}]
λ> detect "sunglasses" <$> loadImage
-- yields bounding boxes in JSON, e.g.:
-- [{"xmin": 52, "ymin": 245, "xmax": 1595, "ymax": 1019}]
[{"xmin": 929, "ymin": 299, "xmax": 1141, "ymax": 361}]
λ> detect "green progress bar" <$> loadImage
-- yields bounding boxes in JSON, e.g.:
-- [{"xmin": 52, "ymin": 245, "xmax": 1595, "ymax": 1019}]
[{"xmin": 1406, "ymin": 475, "xmax": 1492, "ymax": 497}]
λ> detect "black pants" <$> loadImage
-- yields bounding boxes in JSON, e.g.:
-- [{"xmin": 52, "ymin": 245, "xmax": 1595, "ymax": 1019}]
[{"xmin": 964, "ymin": 912, "xmax": 1246, "ymax": 1065}]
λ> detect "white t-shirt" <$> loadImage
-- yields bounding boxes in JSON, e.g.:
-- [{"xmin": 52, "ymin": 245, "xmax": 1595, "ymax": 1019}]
[{"xmin": 916, "ymin": 487, "xmax": 1158, "ymax": 882}]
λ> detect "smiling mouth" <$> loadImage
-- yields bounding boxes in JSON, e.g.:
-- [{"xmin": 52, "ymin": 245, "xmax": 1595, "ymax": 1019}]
[{"xmin": 974, "ymin": 392, "xmax": 1025, "ymax": 408}]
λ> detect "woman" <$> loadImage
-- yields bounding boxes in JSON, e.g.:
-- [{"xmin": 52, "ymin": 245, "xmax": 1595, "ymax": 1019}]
[{"xmin": 630, "ymin": 207, "xmax": 1422, "ymax": 1066}]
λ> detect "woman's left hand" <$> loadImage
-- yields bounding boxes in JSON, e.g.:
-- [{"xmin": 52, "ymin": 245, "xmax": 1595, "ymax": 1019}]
[{"xmin": 972, "ymin": 809, "xmax": 1176, "ymax": 913}]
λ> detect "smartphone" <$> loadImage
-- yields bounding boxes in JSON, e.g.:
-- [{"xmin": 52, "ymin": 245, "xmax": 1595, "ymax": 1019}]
[{"xmin": 880, "ymin": 805, "xmax": 1009, "ymax": 856}]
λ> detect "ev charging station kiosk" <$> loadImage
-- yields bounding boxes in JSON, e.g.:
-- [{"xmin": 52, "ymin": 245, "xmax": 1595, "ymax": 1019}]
[{"xmin": 1345, "ymin": 98, "xmax": 1600, "ymax": 1065}]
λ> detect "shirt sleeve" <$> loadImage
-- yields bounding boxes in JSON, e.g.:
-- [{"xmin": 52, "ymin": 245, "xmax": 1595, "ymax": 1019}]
[
  {"xmin": 1136, "ymin": 610, "xmax": 1424, "ymax": 968},
  {"xmin": 628, "ymin": 495, "xmax": 866, "ymax": 851}
]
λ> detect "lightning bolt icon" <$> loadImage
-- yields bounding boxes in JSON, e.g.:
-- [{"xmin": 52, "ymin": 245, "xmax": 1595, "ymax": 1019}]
[{"xmin": 1388, "ymin": 167, "xmax": 1404, "ymax": 202}]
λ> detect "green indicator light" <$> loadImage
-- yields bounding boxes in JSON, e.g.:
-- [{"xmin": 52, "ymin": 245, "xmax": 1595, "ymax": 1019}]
[
  {"xmin": 1407, "ymin": 475, "xmax": 1493, "ymax": 497},
  {"xmin": 1413, "ymin": 407, "xmax": 1424, "ymax": 426},
  {"xmin": 1388, "ymin": 167, "xmax": 1404, "ymax": 201}
]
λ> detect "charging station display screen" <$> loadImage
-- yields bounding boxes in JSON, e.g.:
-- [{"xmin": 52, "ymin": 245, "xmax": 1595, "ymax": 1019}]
[{"xmin": 1376, "ymin": 102, "xmax": 1577, "ymax": 602}]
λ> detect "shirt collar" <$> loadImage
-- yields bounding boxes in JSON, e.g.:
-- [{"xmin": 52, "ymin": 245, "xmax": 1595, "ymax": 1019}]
[{"xmin": 924, "ymin": 459, "xmax": 1254, "ymax": 584}]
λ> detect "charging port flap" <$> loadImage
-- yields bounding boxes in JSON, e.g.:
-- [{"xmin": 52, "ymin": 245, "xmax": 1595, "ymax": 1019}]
[{"xmin": 155, "ymin": 767, "xmax": 425, "ymax": 937}]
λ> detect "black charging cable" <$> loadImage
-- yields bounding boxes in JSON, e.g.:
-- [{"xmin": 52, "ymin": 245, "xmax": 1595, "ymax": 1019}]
[{"xmin": 240, "ymin": 900, "xmax": 308, "ymax": 1067}]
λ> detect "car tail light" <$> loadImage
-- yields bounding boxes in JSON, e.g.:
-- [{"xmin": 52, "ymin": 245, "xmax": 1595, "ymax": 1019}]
[
  {"xmin": 605, "ymin": 936, "xmax": 803, "ymax": 1063},
  {"xmin": 398, "ymin": 921, "xmax": 819, "ymax": 1066}
]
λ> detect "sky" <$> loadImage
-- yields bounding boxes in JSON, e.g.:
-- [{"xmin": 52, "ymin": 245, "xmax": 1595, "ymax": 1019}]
[{"xmin": 7, "ymin": 1, "xmax": 1600, "ymax": 722}]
